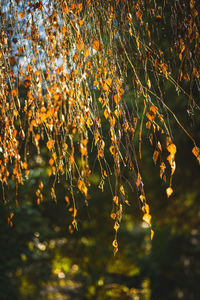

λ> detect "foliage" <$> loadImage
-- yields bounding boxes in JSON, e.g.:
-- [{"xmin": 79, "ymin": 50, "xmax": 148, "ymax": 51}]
[{"xmin": 0, "ymin": 0, "xmax": 200, "ymax": 253}]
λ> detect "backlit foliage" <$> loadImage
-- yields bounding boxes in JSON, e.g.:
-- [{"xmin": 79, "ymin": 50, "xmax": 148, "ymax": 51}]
[{"xmin": 0, "ymin": 0, "xmax": 200, "ymax": 253}]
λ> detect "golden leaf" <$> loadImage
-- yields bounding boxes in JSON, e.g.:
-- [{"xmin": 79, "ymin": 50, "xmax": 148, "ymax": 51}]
[
  {"xmin": 192, "ymin": 146, "xmax": 200, "ymax": 158},
  {"xmin": 114, "ymin": 222, "xmax": 120, "ymax": 231},
  {"xmin": 69, "ymin": 155, "xmax": 74, "ymax": 165},
  {"xmin": 92, "ymin": 40, "xmax": 99, "ymax": 51},
  {"xmin": 110, "ymin": 213, "xmax": 116, "ymax": 220},
  {"xmin": 49, "ymin": 158, "xmax": 54, "ymax": 166},
  {"xmin": 146, "ymin": 121, "xmax": 151, "ymax": 129},
  {"xmin": 166, "ymin": 187, "xmax": 173, "ymax": 198},
  {"xmin": 147, "ymin": 78, "xmax": 151, "ymax": 89},
  {"xmin": 136, "ymin": 172, "xmax": 141, "ymax": 187},
  {"xmin": 103, "ymin": 78, "xmax": 112, "ymax": 91},
  {"xmin": 143, "ymin": 213, "xmax": 151, "ymax": 226},
  {"xmin": 77, "ymin": 38, "xmax": 84, "ymax": 52},
  {"xmin": 160, "ymin": 162, "xmax": 166, "ymax": 179},
  {"xmin": 104, "ymin": 108, "xmax": 110, "ymax": 119},
  {"xmin": 125, "ymin": 200, "xmax": 130, "ymax": 206},
  {"xmin": 113, "ymin": 246, "xmax": 118, "ymax": 256},
  {"xmin": 22, "ymin": 162, "xmax": 28, "ymax": 169},
  {"xmin": 65, "ymin": 196, "xmax": 70, "ymax": 206},
  {"xmin": 167, "ymin": 143, "xmax": 177, "ymax": 157},
  {"xmin": 120, "ymin": 185, "xmax": 125, "ymax": 196},
  {"xmin": 145, "ymin": 203, "xmax": 149, "ymax": 214},
  {"xmin": 151, "ymin": 229, "xmax": 154, "ymax": 240},
  {"xmin": 10, "ymin": 89, "xmax": 17, "ymax": 97},
  {"xmin": 19, "ymin": 12, "xmax": 25, "ymax": 19},
  {"xmin": 106, "ymin": 77, "xmax": 112, "ymax": 87},
  {"xmin": 78, "ymin": 179, "xmax": 84, "ymax": 191},
  {"xmin": 136, "ymin": 35, "xmax": 140, "ymax": 48},
  {"xmin": 113, "ymin": 195, "xmax": 119, "ymax": 206},
  {"xmin": 46, "ymin": 139, "xmax": 54, "ymax": 151}
]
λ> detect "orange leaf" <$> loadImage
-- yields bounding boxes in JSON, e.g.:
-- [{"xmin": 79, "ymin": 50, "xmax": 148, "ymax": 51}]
[
  {"xmin": 10, "ymin": 89, "xmax": 17, "ymax": 97},
  {"xmin": 136, "ymin": 172, "xmax": 141, "ymax": 187},
  {"xmin": 151, "ymin": 229, "xmax": 154, "ymax": 240},
  {"xmin": 49, "ymin": 158, "xmax": 54, "ymax": 166},
  {"xmin": 150, "ymin": 105, "xmax": 158, "ymax": 114},
  {"xmin": 153, "ymin": 150, "xmax": 159, "ymax": 164},
  {"xmin": 69, "ymin": 155, "xmax": 74, "ymax": 165},
  {"xmin": 65, "ymin": 196, "xmax": 70, "ymax": 206},
  {"xmin": 167, "ymin": 143, "xmax": 176, "ymax": 156},
  {"xmin": 192, "ymin": 146, "xmax": 200, "ymax": 158},
  {"xmin": 46, "ymin": 139, "xmax": 54, "ymax": 151},
  {"xmin": 146, "ymin": 121, "xmax": 151, "ymax": 129},
  {"xmin": 19, "ymin": 12, "xmax": 25, "ymax": 19},
  {"xmin": 92, "ymin": 40, "xmax": 99, "ymax": 51},
  {"xmin": 77, "ymin": 38, "xmax": 84, "ymax": 52},
  {"xmin": 78, "ymin": 180, "xmax": 84, "ymax": 191}
]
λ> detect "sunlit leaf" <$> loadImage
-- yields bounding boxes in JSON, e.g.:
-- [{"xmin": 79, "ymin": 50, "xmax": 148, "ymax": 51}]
[
  {"xmin": 143, "ymin": 213, "xmax": 151, "ymax": 226},
  {"xmin": 166, "ymin": 187, "xmax": 173, "ymax": 198}
]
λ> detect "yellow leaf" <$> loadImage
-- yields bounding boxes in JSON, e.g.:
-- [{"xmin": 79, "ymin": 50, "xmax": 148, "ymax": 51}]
[
  {"xmin": 103, "ymin": 78, "xmax": 112, "ymax": 91},
  {"xmin": 143, "ymin": 213, "xmax": 151, "ymax": 226},
  {"xmin": 145, "ymin": 203, "xmax": 149, "ymax": 214},
  {"xmin": 125, "ymin": 200, "xmax": 130, "ymax": 206},
  {"xmin": 109, "ymin": 145, "xmax": 115, "ymax": 155},
  {"xmin": 113, "ymin": 195, "xmax": 119, "ymax": 206},
  {"xmin": 112, "ymin": 239, "xmax": 118, "ymax": 248},
  {"xmin": 147, "ymin": 78, "xmax": 151, "ymax": 89},
  {"xmin": 106, "ymin": 77, "xmax": 112, "ymax": 87},
  {"xmin": 139, "ymin": 194, "xmax": 145, "ymax": 203},
  {"xmin": 104, "ymin": 108, "xmax": 110, "ymax": 119},
  {"xmin": 86, "ymin": 118, "xmax": 93, "ymax": 127},
  {"xmin": 120, "ymin": 185, "xmax": 125, "ymax": 196},
  {"xmin": 166, "ymin": 187, "xmax": 173, "ymax": 198},
  {"xmin": 114, "ymin": 222, "xmax": 120, "ymax": 231}
]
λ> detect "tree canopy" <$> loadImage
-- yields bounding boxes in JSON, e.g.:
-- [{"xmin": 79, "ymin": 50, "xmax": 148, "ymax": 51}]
[{"xmin": 1, "ymin": 0, "xmax": 200, "ymax": 253}]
